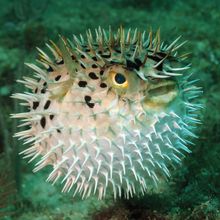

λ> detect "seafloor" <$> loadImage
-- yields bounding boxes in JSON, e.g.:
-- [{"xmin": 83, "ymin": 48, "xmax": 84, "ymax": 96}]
[{"xmin": 0, "ymin": 0, "xmax": 219, "ymax": 219}]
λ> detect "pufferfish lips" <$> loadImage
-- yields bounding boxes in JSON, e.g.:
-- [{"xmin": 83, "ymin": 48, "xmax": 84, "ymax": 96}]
[{"xmin": 11, "ymin": 27, "xmax": 202, "ymax": 199}]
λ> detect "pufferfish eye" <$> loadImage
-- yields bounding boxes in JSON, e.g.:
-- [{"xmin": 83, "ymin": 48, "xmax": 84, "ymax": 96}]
[
  {"xmin": 115, "ymin": 73, "xmax": 126, "ymax": 84},
  {"xmin": 111, "ymin": 71, "xmax": 128, "ymax": 88}
]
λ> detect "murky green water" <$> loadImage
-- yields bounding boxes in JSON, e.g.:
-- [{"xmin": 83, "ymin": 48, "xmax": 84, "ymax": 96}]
[{"xmin": 0, "ymin": 0, "xmax": 219, "ymax": 219}]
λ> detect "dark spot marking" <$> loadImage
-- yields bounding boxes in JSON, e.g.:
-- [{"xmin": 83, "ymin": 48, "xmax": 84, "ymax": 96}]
[
  {"xmin": 44, "ymin": 100, "xmax": 51, "ymax": 110},
  {"xmin": 92, "ymin": 56, "xmax": 98, "ymax": 61},
  {"xmin": 81, "ymin": 55, "xmax": 85, "ymax": 59},
  {"xmin": 40, "ymin": 117, "xmax": 46, "ymax": 128},
  {"xmin": 78, "ymin": 81, "xmax": 87, "ymax": 87},
  {"xmin": 34, "ymin": 88, "xmax": 38, "ymax": 93},
  {"xmin": 33, "ymin": 101, "xmax": 39, "ymax": 110},
  {"xmin": 110, "ymin": 60, "xmax": 118, "ymax": 64},
  {"xmin": 43, "ymin": 82, "xmax": 47, "ymax": 87},
  {"xmin": 126, "ymin": 59, "xmax": 139, "ymax": 70},
  {"xmin": 98, "ymin": 50, "xmax": 102, "ymax": 54},
  {"xmin": 80, "ymin": 63, "xmax": 86, "ymax": 69},
  {"xmin": 147, "ymin": 55, "xmax": 164, "ymax": 71},
  {"xmin": 47, "ymin": 66, "xmax": 53, "ymax": 72},
  {"xmin": 56, "ymin": 59, "xmax": 64, "ymax": 65},
  {"xmin": 55, "ymin": 75, "xmax": 61, "ymax": 81},
  {"xmin": 101, "ymin": 54, "xmax": 111, "ymax": 58},
  {"xmin": 156, "ymin": 52, "xmax": 168, "ymax": 58},
  {"xmin": 71, "ymin": 55, "xmax": 76, "ymax": 60},
  {"xmin": 89, "ymin": 72, "xmax": 99, "ymax": 80},
  {"xmin": 100, "ymin": 70, "xmax": 104, "ymax": 75},
  {"xmin": 49, "ymin": 115, "xmax": 54, "ymax": 120},
  {"xmin": 115, "ymin": 49, "xmax": 121, "ymax": 53},
  {"xmin": 84, "ymin": 95, "xmax": 95, "ymax": 108},
  {"xmin": 57, "ymin": 129, "xmax": 61, "ymax": 133},
  {"xmin": 85, "ymin": 49, "xmax": 90, "ymax": 52},
  {"xmin": 147, "ymin": 55, "xmax": 161, "ymax": 63},
  {"xmin": 100, "ymin": 83, "xmax": 107, "ymax": 88},
  {"xmin": 41, "ymin": 88, "xmax": 46, "ymax": 94},
  {"xmin": 155, "ymin": 63, "xmax": 163, "ymax": 71},
  {"xmin": 87, "ymin": 102, "xmax": 95, "ymax": 108},
  {"xmin": 92, "ymin": 64, "xmax": 98, "ymax": 68},
  {"xmin": 135, "ymin": 58, "xmax": 142, "ymax": 66},
  {"xmin": 84, "ymin": 95, "xmax": 91, "ymax": 102}
]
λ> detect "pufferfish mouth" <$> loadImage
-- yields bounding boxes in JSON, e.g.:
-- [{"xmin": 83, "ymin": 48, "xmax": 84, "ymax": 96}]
[{"xmin": 143, "ymin": 79, "xmax": 178, "ymax": 110}]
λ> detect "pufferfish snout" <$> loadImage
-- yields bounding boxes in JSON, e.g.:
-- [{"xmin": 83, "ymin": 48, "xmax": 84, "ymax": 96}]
[{"xmin": 12, "ymin": 27, "xmax": 202, "ymax": 199}]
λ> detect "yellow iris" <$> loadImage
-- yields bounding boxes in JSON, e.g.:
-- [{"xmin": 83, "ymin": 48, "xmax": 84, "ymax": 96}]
[{"xmin": 110, "ymin": 71, "xmax": 128, "ymax": 88}]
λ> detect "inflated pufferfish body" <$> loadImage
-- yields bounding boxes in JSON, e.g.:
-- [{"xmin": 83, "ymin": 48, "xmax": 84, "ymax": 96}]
[{"xmin": 12, "ymin": 27, "xmax": 202, "ymax": 199}]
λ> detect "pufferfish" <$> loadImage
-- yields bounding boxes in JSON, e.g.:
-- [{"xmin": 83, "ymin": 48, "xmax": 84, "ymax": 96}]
[{"xmin": 12, "ymin": 27, "xmax": 202, "ymax": 199}]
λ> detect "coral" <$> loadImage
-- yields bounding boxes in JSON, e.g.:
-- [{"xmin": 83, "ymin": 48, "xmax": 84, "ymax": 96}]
[
  {"xmin": 92, "ymin": 204, "xmax": 129, "ymax": 220},
  {"xmin": 184, "ymin": 200, "xmax": 220, "ymax": 220},
  {"xmin": 92, "ymin": 202, "xmax": 168, "ymax": 220}
]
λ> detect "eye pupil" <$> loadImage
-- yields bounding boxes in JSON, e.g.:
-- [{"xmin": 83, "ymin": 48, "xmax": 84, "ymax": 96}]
[{"xmin": 115, "ymin": 73, "xmax": 126, "ymax": 84}]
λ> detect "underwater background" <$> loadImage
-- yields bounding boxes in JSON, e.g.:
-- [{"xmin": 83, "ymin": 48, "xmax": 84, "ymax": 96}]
[{"xmin": 0, "ymin": 0, "xmax": 219, "ymax": 219}]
